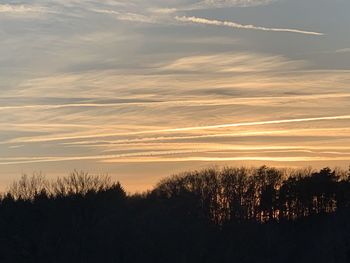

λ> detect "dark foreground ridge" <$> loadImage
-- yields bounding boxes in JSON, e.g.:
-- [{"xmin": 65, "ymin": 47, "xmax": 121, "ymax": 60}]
[{"xmin": 1, "ymin": 166, "xmax": 350, "ymax": 263}]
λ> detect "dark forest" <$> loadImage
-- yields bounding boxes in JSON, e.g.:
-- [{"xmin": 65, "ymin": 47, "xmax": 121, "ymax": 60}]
[{"xmin": 1, "ymin": 166, "xmax": 350, "ymax": 263}]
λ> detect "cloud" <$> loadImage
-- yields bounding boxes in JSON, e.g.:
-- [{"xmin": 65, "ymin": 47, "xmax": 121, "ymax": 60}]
[
  {"xmin": 61, "ymin": 127, "xmax": 350, "ymax": 147},
  {"xmin": 3, "ymin": 146, "xmax": 350, "ymax": 165},
  {"xmin": 6, "ymin": 115, "xmax": 350, "ymax": 144},
  {"xmin": 190, "ymin": 0, "xmax": 275, "ymax": 9},
  {"xmin": 2, "ymin": 92, "xmax": 349, "ymax": 111},
  {"xmin": 147, "ymin": 0, "xmax": 274, "ymax": 12},
  {"xmin": 102, "ymin": 156, "xmax": 350, "ymax": 164},
  {"xmin": 0, "ymin": 150, "xmax": 204, "ymax": 165},
  {"xmin": 175, "ymin": 16, "xmax": 324, "ymax": 36},
  {"xmin": 0, "ymin": 0, "xmax": 349, "ymax": 192},
  {"xmin": 161, "ymin": 53, "xmax": 303, "ymax": 73},
  {"xmin": 135, "ymin": 115, "xmax": 350, "ymax": 134},
  {"xmin": 91, "ymin": 8, "xmax": 157, "ymax": 23},
  {"xmin": 0, "ymin": 3, "xmax": 53, "ymax": 15},
  {"xmin": 90, "ymin": 0, "xmax": 277, "ymax": 26},
  {"xmin": 335, "ymin": 48, "xmax": 350, "ymax": 54},
  {"xmin": 148, "ymin": 8, "xmax": 178, "ymax": 14}
]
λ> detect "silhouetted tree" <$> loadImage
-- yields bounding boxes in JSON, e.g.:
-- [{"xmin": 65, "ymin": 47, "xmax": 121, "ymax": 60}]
[{"xmin": 1, "ymin": 166, "xmax": 350, "ymax": 263}]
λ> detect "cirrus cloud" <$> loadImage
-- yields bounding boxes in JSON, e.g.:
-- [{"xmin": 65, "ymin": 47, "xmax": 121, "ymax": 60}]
[{"xmin": 0, "ymin": 3, "xmax": 53, "ymax": 15}]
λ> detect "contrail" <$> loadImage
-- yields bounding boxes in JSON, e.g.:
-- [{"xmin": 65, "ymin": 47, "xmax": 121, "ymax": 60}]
[
  {"xmin": 1, "ymin": 93, "xmax": 349, "ymax": 111},
  {"xmin": 3, "ymin": 149, "xmax": 350, "ymax": 165},
  {"xmin": 103, "ymin": 156, "xmax": 350, "ymax": 164},
  {"xmin": 62, "ymin": 130, "xmax": 291, "ymax": 146},
  {"xmin": 0, "ymin": 150, "xmax": 203, "ymax": 165},
  {"xmin": 6, "ymin": 115, "xmax": 350, "ymax": 143},
  {"xmin": 62, "ymin": 127, "xmax": 350, "ymax": 147},
  {"xmin": 155, "ymin": 115, "xmax": 350, "ymax": 133},
  {"xmin": 175, "ymin": 16, "xmax": 324, "ymax": 36}
]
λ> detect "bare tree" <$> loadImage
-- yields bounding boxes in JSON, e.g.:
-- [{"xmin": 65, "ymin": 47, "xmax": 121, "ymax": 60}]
[
  {"xmin": 51, "ymin": 170, "xmax": 113, "ymax": 196},
  {"xmin": 7, "ymin": 172, "xmax": 49, "ymax": 200}
]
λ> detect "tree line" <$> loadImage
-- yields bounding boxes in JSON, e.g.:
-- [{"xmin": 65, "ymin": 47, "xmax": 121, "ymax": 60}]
[
  {"xmin": 1, "ymin": 166, "xmax": 350, "ymax": 262},
  {"xmin": 153, "ymin": 166, "xmax": 350, "ymax": 223}
]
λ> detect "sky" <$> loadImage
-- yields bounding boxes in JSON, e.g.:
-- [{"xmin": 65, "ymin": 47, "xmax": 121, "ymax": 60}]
[{"xmin": 0, "ymin": 0, "xmax": 350, "ymax": 191}]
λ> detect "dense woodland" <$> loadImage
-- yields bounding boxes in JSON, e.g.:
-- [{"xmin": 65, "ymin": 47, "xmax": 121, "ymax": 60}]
[{"xmin": 1, "ymin": 166, "xmax": 350, "ymax": 262}]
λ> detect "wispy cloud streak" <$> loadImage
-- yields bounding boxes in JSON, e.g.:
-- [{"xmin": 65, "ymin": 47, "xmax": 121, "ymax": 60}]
[
  {"xmin": 91, "ymin": 8, "xmax": 157, "ymax": 23},
  {"xmin": 192, "ymin": 0, "xmax": 275, "ymax": 9},
  {"xmin": 3, "ymin": 147, "xmax": 350, "ymax": 165},
  {"xmin": 175, "ymin": 16, "xmax": 324, "ymax": 36},
  {"xmin": 0, "ymin": 150, "xmax": 203, "ymax": 165},
  {"xmin": 62, "ymin": 127, "xmax": 350, "ymax": 147},
  {"xmin": 103, "ymin": 156, "xmax": 350, "ymax": 163},
  {"xmin": 158, "ymin": 115, "xmax": 350, "ymax": 133},
  {"xmin": 2, "ymin": 93, "xmax": 350, "ymax": 111},
  {"xmin": 6, "ymin": 115, "xmax": 350, "ymax": 143},
  {"xmin": 0, "ymin": 4, "xmax": 55, "ymax": 15}
]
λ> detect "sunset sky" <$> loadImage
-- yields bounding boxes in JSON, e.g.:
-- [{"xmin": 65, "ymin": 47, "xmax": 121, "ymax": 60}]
[{"xmin": 1, "ymin": 0, "xmax": 350, "ymax": 191}]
